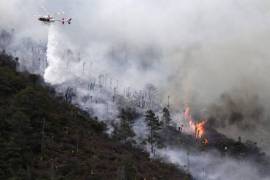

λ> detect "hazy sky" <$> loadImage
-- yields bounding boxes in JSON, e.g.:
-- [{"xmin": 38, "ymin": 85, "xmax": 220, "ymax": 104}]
[{"xmin": 1, "ymin": 0, "xmax": 270, "ymax": 153}]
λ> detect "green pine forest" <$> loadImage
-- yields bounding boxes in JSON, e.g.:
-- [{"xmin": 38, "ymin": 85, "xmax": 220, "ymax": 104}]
[{"xmin": 0, "ymin": 52, "xmax": 192, "ymax": 180}]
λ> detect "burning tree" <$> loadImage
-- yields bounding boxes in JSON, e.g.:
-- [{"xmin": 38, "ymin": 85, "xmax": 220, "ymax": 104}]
[{"xmin": 183, "ymin": 106, "xmax": 208, "ymax": 144}]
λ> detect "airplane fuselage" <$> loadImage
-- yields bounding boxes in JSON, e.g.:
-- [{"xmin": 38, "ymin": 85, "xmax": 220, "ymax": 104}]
[
  {"xmin": 38, "ymin": 16, "xmax": 71, "ymax": 24},
  {"xmin": 38, "ymin": 17, "xmax": 55, "ymax": 23}
]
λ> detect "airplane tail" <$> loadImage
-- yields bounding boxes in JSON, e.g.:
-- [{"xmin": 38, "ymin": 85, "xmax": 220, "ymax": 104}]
[
  {"xmin": 61, "ymin": 18, "xmax": 72, "ymax": 25},
  {"xmin": 68, "ymin": 18, "xmax": 72, "ymax": 24}
]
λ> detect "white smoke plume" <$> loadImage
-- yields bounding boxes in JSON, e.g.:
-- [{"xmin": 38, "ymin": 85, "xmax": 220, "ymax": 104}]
[
  {"xmin": 1, "ymin": 0, "xmax": 270, "ymax": 179},
  {"xmin": 158, "ymin": 147, "xmax": 269, "ymax": 180}
]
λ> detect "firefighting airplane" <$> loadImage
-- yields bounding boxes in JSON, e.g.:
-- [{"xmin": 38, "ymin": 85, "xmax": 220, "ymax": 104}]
[{"xmin": 38, "ymin": 15, "xmax": 72, "ymax": 25}]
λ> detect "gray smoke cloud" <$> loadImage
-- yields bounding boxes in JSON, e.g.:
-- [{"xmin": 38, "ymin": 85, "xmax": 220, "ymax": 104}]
[
  {"xmin": 1, "ymin": 0, "xmax": 270, "ymax": 178},
  {"xmin": 158, "ymin": 147, "xmax": 269, "ymax": 180}
]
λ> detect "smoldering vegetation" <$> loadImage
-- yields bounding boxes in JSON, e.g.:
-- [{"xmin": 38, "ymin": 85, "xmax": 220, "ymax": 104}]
[
  {"xmin": 0, "ymin": 53, "xmax": 193, "ymax": 179},
  {"xmin": 1, "ymin": 0, "xmax": 270, "ymax": 179},
  {"xmin": 206, "ymin": 92, "xmax": 265, "ymax": 130},
  {"xmin": 157, "ymin": 124, "xmax": 270, "ymax": 179},
  {"xmin": 0, "ymin": 28, "xmax": 47, "ymax": 74},
  {"xmin": 158, "ymin": 147, "xmax": 270, "ymax": 180},
  {"xmin": 199, "ymin": 89, "xmax": 270, "ymax": 154}
]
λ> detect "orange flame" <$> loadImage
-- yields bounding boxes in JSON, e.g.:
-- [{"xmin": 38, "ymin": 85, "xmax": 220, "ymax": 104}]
[
  {"xmin": 195, "ymin": 120, "xmax": 206, "ymax": 138},
  {"xmin": 183, "ymin": 106, "xmax": 208, "ymax": 143},
  {"xmin": 203, "ymin": 138, "xmax": 209, "ymax": 145}
]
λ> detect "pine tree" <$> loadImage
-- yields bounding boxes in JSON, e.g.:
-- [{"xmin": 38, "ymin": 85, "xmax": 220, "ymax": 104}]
[
  {"xmin": 162, "ymin": 107, "xmax": 171, "ymax": 127},
  {"xmin": 145, "ymin": 110, "xmax": 162, "ymax": 156},
  {"xmin": 113, "ymin": 108, "xmax": 136, "ymax": 143}
]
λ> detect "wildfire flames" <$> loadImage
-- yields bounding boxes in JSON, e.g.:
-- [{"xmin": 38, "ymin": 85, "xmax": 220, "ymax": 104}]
[
  {"xmin": 183, "ymin": 106, "xmax": 208, "ymax": 144},
  {"xmin": 195, "ymin": 120, "xmax": 207, "ymax": 138}
]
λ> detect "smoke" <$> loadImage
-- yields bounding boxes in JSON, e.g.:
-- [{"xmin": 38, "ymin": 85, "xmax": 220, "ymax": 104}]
[
  {"xmin": 0, "ymin": 0, "xmax": 47, "ymax": 41},
  {"xmin": 2, "ymin": 0, "xmax": 270, "ymax": 178},
  {"xmin": 205, "ymin": 90, "xmax": 270, "ymax": 154},
  {"xmin": 158, "ymin": 147, "xmax": 269, "ymax": 180},
  {"xmin": 3, "ymin": 0, "xmax": 270, "ymax": 104}
]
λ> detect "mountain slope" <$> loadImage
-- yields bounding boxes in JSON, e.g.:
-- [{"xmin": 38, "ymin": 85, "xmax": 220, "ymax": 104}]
[{"xmin": 0, "ymin": 52, "xmax": 192, "ymax": 180}]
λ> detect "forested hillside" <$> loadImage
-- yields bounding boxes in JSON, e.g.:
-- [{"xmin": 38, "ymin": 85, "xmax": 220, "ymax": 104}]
[{"xmin": 0, "ymin": 51, "xmax": 191, "ymax": 180}]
